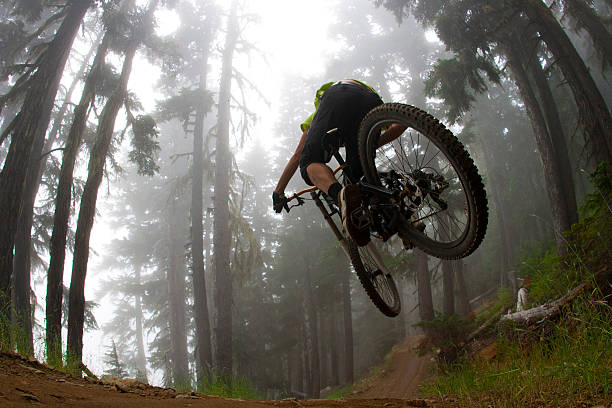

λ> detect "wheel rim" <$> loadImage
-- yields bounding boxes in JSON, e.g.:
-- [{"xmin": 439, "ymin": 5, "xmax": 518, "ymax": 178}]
[
  {"xmin": 357, "ymin": 245, "xmax": 398, "ymax": 309},
  {"xmin": 367, "ymin": 119, "xmax": 471, "ymax": 246}
]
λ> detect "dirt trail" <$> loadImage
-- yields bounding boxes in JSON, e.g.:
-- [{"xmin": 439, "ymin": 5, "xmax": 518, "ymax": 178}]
[
  {"xmin": 0, "ymin": 340, "xmax": 448, "ymax": 408},
  {"xmin": 351, "ymin": 335, "xmax": 434, "ymax": 400}
]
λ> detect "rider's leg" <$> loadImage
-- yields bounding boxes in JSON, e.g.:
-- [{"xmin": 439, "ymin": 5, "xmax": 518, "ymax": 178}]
[
  {"xmin": 306, "ymin": 163, "xmax": 336, "ymax": 194},
  {"xmin": 306, "ymin": 162, "xmax": 342, "ymax": 204}
]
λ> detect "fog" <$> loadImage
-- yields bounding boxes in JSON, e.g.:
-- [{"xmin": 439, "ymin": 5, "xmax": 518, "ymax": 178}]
[{"xmin": 1, "ymin": 0, "xmax": 610, "ymax": 399}]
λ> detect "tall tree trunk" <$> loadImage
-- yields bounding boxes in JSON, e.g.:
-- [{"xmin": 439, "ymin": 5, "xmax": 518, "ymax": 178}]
[
  {"xmin": 304, "ymin": 266, "xmax": 320, "ymax": 398},
  {"xmin": 505, "ymin": 40, "xmax": 575, "ymax": 257},
  {"xmin": 66, "ymin": 35, "xmax": 140, "ymax": 367},
  {"xmin": 524, "ymin": 40, "xmax": 579, "ymax": 228},
  {"xmin": 565, "ymin": 0, "xmax": 612, "ymax": 68},
  {"xmin": 341, "ymin": 264, "xmax": 353, "ymax": 384},
  {"xmin": 166, "ymin": 202, "xmax": 190, "ymax": 387},
  {"xmin": 441, "ymin": 261, "xmax": 454, "ymax": 316},
  {"xmin": 329, "ymin": 295, "xmax": 340, "ymax": 386},
  {"xmin": 13, "ymin": 39, "xmax": 97, "ymax": 356},
  {"xmin": 0, "ymin": 0, "xmax": 91, "ymax": 325},
  {"xmin": 134, "ymin": 263, "xmax": 148, "ymax": 382},
  {"xmin": 213, "ymin": 0, "xmax": 239, "ymax": 378},
  {"xmin": 416, "ymin": 250, "xmax": 434, "ymax": 329},
  {"xmin": 192, "ymin": 55, "xmax": 213, "ymax": 384},
  {"xmin": 520, "ymin": 0, "xmax": 612, "ymax": 165},
  {"xmin": 46, "ymin": 30, "xmax": 111, "ymax": 364},
  {"xmin": 454, "ymin": 261, "xmax": 471, "ymax": 316},
  {"xmin": 478, "ymin": 138, "xmax": 515, "ymax": 289}
]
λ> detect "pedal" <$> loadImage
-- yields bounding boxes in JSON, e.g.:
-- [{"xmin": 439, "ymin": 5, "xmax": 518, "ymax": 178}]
[{"xmin": 350, "ymin": 208, "xmax": 370, "ymax": 230}]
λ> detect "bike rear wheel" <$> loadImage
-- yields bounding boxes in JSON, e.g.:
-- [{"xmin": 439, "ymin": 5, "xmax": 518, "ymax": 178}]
[
  {"xmin": 358, "ymin": 103, "xmax": 488, "ymax": 259},
  {"xmin": 348, "ymin": 239, "xmax": 401, "ymax": 317}
]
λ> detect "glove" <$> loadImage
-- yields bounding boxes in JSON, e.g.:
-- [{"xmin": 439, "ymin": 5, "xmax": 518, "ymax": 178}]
[{"xmin": 272, "ymin": 191, "xmax": 288, "ymax": 213}]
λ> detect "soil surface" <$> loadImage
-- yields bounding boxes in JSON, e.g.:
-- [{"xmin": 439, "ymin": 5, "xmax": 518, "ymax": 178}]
[
  {"xmin": 351, "ymin": 335, "xmax": 434, "ymax": 400},
  {"xmin": 0, "ymin": 337, "xmax": 454, "ymax": 407}
]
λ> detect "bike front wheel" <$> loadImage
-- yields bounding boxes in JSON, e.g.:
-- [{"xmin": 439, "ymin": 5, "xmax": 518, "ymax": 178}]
[
  {"xmin": 348, "ymin": 239, "xmax": 401, "ymax": 317},
  {"xmin": 358, "ymin": 103, "xmax": 488, "ymax": 259}
]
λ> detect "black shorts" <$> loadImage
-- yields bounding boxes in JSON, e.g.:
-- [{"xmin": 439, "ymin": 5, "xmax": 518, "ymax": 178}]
[{"xmin": 299, "ymin": 82, "xmax": 383, "ymax": 185}]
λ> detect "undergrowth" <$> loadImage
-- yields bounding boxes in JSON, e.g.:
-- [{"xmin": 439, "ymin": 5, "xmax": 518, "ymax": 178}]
[
  {"xmin": 421, "ymin": 163, "xmax": 612, "ymax": 407},
  {"xmin": 422, "ymin": 300, "xmax": 611, "ymax": 407},
  {"xmin": 197, "ymin": 375, "xmax": 261, "ymax": 399}
]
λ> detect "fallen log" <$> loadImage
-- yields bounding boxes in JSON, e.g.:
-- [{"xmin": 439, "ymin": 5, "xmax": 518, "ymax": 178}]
[
  {"xmin": 79, "ymin": 362, "xmax": 99, "ymax": 380},
  {"xmin": 500, "ymin": 282, "xmax": 591, "ymax": 326}
]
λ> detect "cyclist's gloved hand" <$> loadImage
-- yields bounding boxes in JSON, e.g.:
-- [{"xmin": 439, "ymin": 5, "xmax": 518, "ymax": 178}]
[{"xmin": 272, "ymin": 191, "xmax": 288, "ymax": 213}]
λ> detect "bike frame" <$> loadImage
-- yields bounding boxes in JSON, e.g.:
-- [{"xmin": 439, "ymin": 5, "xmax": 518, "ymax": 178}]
[
  {"xmin": 286, "ymin": 161, "xmax": 352, "ymax": 256},
  {"xmin": 285, "ymin": 151, "xmax": 401, "ymax": 272}
]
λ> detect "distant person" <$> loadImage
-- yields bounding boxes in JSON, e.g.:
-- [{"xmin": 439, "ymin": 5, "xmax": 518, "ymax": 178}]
[
  {"xmin": 272, "ymin": 79, "xmax": 405, "ymax": 246},
  {"xmin": 516, "ymin": 277, "xmax": 531, "ymax": 312}
]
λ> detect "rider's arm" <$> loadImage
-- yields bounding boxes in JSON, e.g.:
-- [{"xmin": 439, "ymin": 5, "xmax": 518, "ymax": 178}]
[
  {"xmin": 274, "ymin": 127, "xmax": 309, "ymax": 194},
  {"xmin": 378, "ymin": 124, "xmax": 407, "ymax": 147}
]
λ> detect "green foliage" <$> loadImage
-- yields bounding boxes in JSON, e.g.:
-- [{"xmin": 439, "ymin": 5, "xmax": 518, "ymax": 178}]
[
  {"xmin": 416, "ymin": 313, "xmax": 473, "ymax": 364},
  {"xmin": 473, "ymin": 288, "xmax": 514, "ymax": 327},
  {"xmin": 0, "ymin": 314, "xmax": 33, "ymax": 355},
  {"xmin": 519, "ymin": 162, "xmax": 612, "ymax": 305},
  {"xmin": 156, "ymin": 88, "xmax": 214, "ymax": 129},
  {"xmin": 104, "ymin": 340, "xmax": 129, "ymax": 378},
  {"xmin": 198, "ymin": 375, "xmax": 262, "ymax": 399},
  {"xmin": 128, "ymin": 114, "xmax": 160, "ymax": 176},
  {"xmin": 11, "ymin": 0, "xmax": 46, "ymax": 22},
  {"xmin": 422, "ymin": 165, "xmax": 612, "ymax": 406},
  {"xmin": 424, "ymin": 55, "xmax": 500, "ymax": 124},
  {"xmin": 323, "ymin": 385, "xmax": 353, "ymax": 400},
  {"xmin": 422, "ymin": 299, "xmax": 612, "ymax": 407}
]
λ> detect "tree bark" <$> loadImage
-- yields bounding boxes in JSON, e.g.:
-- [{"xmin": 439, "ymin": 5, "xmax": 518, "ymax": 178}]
[
  {"xmin": 416, "ymin": 250, "xmax": 434, "ymax": 327},
  {"xmin": 454, "ymin": 261, "xmax": 471, "ymax": 316},
  {"xmin": 329, "ymin": 295, "xmax": 340, "ymax": 386},
  {"xmin": 166, "ymin": 201, "xmax": 190, "ymax": 387},
  {"xmin": 134, "ymin": 264, "xmax": 148, "ymax": 382},
  {"xmin": 66, "ymin": 31, "xmax": 140, "ymax": 366},
  {"xmin": 46, "ymin": 29, "xmax": 111, "ymax": 364},
  {"xmin": 565, "ymin": 0, "xmax": 612, "ymax": 69},
  {"xmin": 478, "ymin": 137, "xmax": 516, "ymax": 289},
  {"xmin": 520, "ymin": 0, "xmax": 612, "ymax": 165},
  {"xmin": 504, "ymin": 39, "xmax": 575, "ymax": 257},
  {"xmin": 213, "ymin": 0, "xmax": 239, "ymax": 378},
  {"xmin": 13, "ymin": 38, "xmax": 97, "ymax": 356},
  {"xmin": 441, "ymin": 260, "xmax": 454, "ymax": 316},
  {"xmin": 524, "ymin": 40, "xmax": 578, "ymax": 228},
  {"xmin": 304, "ymin": 266, "xmax": 320, "ymax": 398},
  {"xmin": 0, "ymin": 0, "xmax": 91, "ymax": 324},
  {"xmin": 341, "ymin": 264, "xmax": 353, "ymax": 384},
  {"xmin": 501, "ymin": 282, "xmax": 590, "ymax": 325},
  {"xmin": 192, "ymin": 48, "xmax": 213, "ymax": 384}
]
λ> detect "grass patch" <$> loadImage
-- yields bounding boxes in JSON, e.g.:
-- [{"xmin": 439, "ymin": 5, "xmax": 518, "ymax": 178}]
[
  {"xmin": 422, "ymin": 299, "xmax": 612, "ymax": 407},
  {"xmin": 198, "ymin": 374, "xmax": 261, "ymax": 399},
  {"xmin": 324, "ymin": 384, "xmax": 352, "ymax": 400},
  {"xmin": 421, "ymin": 163, "xmax": 612, "ymax": 407}
]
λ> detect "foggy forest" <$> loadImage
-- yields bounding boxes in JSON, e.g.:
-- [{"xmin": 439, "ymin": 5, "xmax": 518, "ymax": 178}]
[{"xmin": 0, "ymin": 0, "xmax": 610, "ymax": 407}]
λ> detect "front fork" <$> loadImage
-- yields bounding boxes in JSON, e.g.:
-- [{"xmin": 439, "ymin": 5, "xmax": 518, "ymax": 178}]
[
  {"xmin": 311, "ymin": 190, "xmax": 393, "ymax": 276},
  {"xmin": 311, "ymin": 191, "xmax": 352, "ymax": 258}
]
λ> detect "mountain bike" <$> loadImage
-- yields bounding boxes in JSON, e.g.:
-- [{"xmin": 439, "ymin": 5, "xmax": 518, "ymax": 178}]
[{"xmin": 284, "ymin": 103, "xmax": 488, "ymax": 317}]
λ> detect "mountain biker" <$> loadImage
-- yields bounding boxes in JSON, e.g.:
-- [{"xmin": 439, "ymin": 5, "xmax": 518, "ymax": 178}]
[{"xmin": 272, "ymin": 79, "xmax": 405, "ymax": 246}]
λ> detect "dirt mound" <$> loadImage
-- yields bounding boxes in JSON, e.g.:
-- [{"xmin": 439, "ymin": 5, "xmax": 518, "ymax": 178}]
[
  {"xmin": 351, "ymin": 335, "xmax": 435, "ymax": 400},
  {"xmin": 0, "ymin": 350, "xmax": 451, "ymax": 407}
]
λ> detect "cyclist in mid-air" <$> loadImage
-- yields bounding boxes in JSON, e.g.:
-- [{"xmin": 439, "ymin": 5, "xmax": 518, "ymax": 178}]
[{"xmin": 272, "ymin": 79, "xmax": 405, "ymax": 246}]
